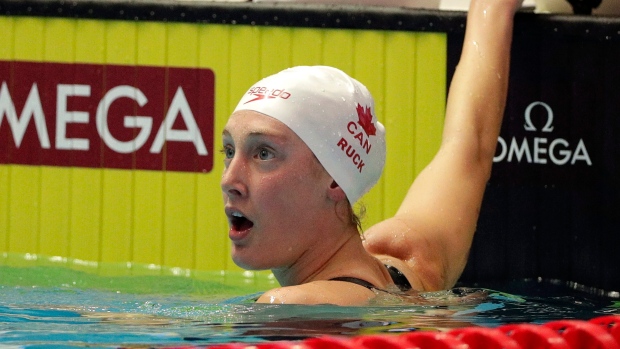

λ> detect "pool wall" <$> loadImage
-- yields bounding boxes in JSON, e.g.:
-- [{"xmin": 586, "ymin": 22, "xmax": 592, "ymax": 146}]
[
  {"xmin": 0, "ymin": 1, "xmax": 447, "ymax": 274},
  {"xmin": 0, "ymin": 0, "xmax": 619, "ymax": 292}
]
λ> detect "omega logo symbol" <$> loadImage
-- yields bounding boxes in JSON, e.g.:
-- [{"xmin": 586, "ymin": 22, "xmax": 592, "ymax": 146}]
[
  {"xmin": 524, "ymin": 101, "xmax": 554, "ymax": 132},
  {"xmin": 494, "ymin": 101, "xmax": 592, "ymax": 166}
]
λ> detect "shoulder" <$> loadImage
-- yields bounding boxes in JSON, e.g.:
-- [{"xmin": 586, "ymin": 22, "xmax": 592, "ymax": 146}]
[{"xmin": 256, "ymin": 280, "xmax": 376, "ymax": 305}]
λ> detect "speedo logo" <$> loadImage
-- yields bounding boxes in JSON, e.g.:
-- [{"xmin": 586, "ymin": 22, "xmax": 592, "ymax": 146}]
[{"xmin": 243, "ymin": 86, "xmax": 291, "ymax": 104}]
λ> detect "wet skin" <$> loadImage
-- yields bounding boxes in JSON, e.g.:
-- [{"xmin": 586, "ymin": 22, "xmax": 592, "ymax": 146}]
[{"xmin": 221, "ymin": 110, "xmax": 337, "ymax": 273}]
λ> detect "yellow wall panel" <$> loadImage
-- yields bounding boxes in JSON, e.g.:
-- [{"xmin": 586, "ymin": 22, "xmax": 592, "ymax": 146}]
[
  {"xmin": 100, "ymin": 169, "xmax": 134, "ymax": 263},
  {"xmin": 38, "ymin": 167, "xmax": 71, "ymax": 257},
  {"xmin": 291, "ymin": 28, "xmax": 323, "ymax": 65},
  {"xmin": 8, "ymin": 17, "xmax": 44, "ymax": 255},
  {"xmin": 196, "ymin": 25, "xmax": 232, "ymax": 271},
  {"xmin": 414, "ymin": 33, "xmax": 446, "ymax": 175},
  {"xmin": 75, "ymin": 20, "xmax": 106, "ymax": 63},
  {"xmin": 0, "ymin": 166, "xmax": 10, "ymax": 251},
  {"xmin": 167, "ymin": 22, "xmax": 199, "ymax": 68},
  {"xmin": 163, "ymin": 172, "xmax": 196, "ymax": 269},
  {"xmin": 322, "ymin": 29, "xmax": 355, "ymax": 74},
  {"xmin": 71, "ymin": 21, "xmax": 105, "ymax": 264},
  {"xmin": 43, "ymin": 19, "xmax": 76, "ymax": 63},
  {"xmin": 198, "ymin": 24, "xmax": 231, "ymax": 71},
  {"xmin": 132, "ymin": 22, "xmax": 167, "ymax": 267},
  {"xmin": 0, "ymin": 17, "xmax": 14, "ymax": 252},
  {"xmin": 98, "ymin": 20, "xmax": 138, "ymax": 264},
  {"xmin": 198, "ymin": 24, "xmax": 231, "ymax": 117},
  {"xmin": 382, "ymin": 32, "xmax": 417, "ymax": 218},
  {"xmin": 73, "ymin": 20, "xmax": 106, "ymax": 262},
  {"xmin": 64, "ymin": 19, "xmax": 104, "ymax": 263},
  {"xmin": 0, "ymin": 16, "xmax": 447, "ymax": 275},
  {"xmin": 36, "ymin": 18, "xmax": 76, "ymax": 258},
  {"xmin": 105, "ymin": 20, "xmax": 138, "ymax": 66},
  {"xmin": 0, "ymin": 17, "xmax": 14, "ymax": 60},
  {"xmin": 229, "ymin": 26, "xmax": 262, "ymax": 111},
  {"xmin": 13, "ymin": 18, "xmax": 44, "ymax": 61},
  {"xmin": 8, "ymin": 166, "xmax": 40, "ymax": 253},
  {"xmin": 164, "ymin": 23, "xmax": 204, "ymax": 270},
  {"xmin": 195, "ymin": 172, "xmax": 228, "ymax": 271},
  {"xmin": 132, "ymin": 171, "xmax": 164, "ymax": 266},
  {"xmin": 259, "ymin": 27, "xmax": 293, "ymax": 77},
  {"xmin": 137, "ymin": 22, "xmax": 167, "ymax": 66},
  {"xmin": 69, "ymin": 168, "xmax": 102, "ymax": 262}
]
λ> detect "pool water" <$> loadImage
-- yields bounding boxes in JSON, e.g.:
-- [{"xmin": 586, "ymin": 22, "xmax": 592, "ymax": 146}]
[{"xmin": 1, "ymin": 264, "xmax": 619, "ymax": 348}]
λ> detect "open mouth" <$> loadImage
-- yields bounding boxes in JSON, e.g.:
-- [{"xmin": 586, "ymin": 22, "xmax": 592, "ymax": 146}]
[{"xmin": 231, "ymin": 212, "xmax": 254, "ymax": 232}]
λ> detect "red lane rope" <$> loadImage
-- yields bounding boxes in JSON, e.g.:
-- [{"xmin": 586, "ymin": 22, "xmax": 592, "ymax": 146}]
[
  {"xmin": 499, "ymin": 323, "xmax": 571, "ymax": 349},
  {"xmin": 544, "ymin": 320, "xmax": 620, "ymax": 349},
  {"xmin": 450, "ymin": 327, "xmax": 521, "ymax": 349},
  {"xmin": 590, "ymin": 316, "xmax": 620, "ymax": 343}
]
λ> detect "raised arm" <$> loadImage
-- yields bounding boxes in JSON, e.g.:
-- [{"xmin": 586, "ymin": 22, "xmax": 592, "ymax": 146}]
[{"xmin": 364, "ymin": 0, "xmax": 522, "ymax": 290}]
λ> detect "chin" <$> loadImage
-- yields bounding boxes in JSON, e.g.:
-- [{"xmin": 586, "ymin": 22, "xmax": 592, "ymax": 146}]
[{"xmin": 231, "ymin": 250, "xmax": 270, "ymax": 271}]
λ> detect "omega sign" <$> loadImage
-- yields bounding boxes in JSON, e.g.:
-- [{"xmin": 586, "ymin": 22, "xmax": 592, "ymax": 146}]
[
  {"xmin": 493, "ymin": 101, "xmax": 592, "ymax": 166},
  {"xmin": 0, "ymin": 61, "xmax": 215, "ymax": 172}
]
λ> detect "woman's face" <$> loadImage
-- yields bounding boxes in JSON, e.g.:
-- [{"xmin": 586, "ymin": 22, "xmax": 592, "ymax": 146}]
[{"xmin": 221, "ymin": 110, "xmax": 333, "ymax": 270}]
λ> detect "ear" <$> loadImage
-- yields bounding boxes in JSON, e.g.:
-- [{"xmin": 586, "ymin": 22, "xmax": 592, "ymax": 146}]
[{"xmin": 327, "ymin": 180, "xmax": 347, "ymax": 202}]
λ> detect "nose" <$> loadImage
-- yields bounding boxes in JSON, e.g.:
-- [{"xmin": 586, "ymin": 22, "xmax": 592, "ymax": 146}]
[{"xmin": 221, "ymin": 155, "xmax": 248, "ymax": 199}]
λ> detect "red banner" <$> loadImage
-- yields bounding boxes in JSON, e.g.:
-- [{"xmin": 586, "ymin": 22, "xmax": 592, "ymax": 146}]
[{"xmin": 0, "ymin": 61, "xmax": 215, "ymax": 173}]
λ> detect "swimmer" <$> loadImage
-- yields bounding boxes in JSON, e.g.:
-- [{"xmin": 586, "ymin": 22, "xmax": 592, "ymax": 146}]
[{"xmin": 221, "ymin": 0, "xmax": 523, "ymax": 305}]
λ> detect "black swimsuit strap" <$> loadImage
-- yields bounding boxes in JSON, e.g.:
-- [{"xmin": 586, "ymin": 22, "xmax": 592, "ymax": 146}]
[
  {"xmin": 329, "ymin": 276, "xmax": 376, "ymax": 290},
  {"xmin": 385, "ymin": 265, "xmax": 412, "ymax": 291},
  {"xmin": 329, "ymin": 265, "xmax": 413, "ymax": 292}
]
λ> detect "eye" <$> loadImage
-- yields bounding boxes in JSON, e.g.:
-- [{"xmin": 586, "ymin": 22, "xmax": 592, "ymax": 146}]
[
  {"xmin": 221, "ymin": 146, "xmax": 235, "ymax": 159},
  {"xmin": 257, "ymin": 147, "xmax": 275, "ymax": 161}
]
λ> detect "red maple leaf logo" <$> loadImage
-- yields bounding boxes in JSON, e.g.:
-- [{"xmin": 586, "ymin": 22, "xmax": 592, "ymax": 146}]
[{"xmin": 356, "ymin": 103, "xmax": 376, "ymax": 136}]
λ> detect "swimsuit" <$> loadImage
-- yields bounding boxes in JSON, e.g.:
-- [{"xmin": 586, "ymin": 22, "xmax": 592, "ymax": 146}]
[
  {"xmin": 252, "ymin": 265, "xmax": 412, "ymax": 303},
  {"xmin": 330, "ymin": 264, "xmax": 412, "ymax": 292}
]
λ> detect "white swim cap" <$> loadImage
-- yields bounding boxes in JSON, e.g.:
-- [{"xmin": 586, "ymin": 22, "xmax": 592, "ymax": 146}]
[{"xmin": 233, "ymin": 66, "xmax": 386, "ymax": 204}]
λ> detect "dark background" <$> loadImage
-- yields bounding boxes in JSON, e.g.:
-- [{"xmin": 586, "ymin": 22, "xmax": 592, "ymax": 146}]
[{"xmin": 449, "ymin": 16, "xmax": 620, "ymax": 293}]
